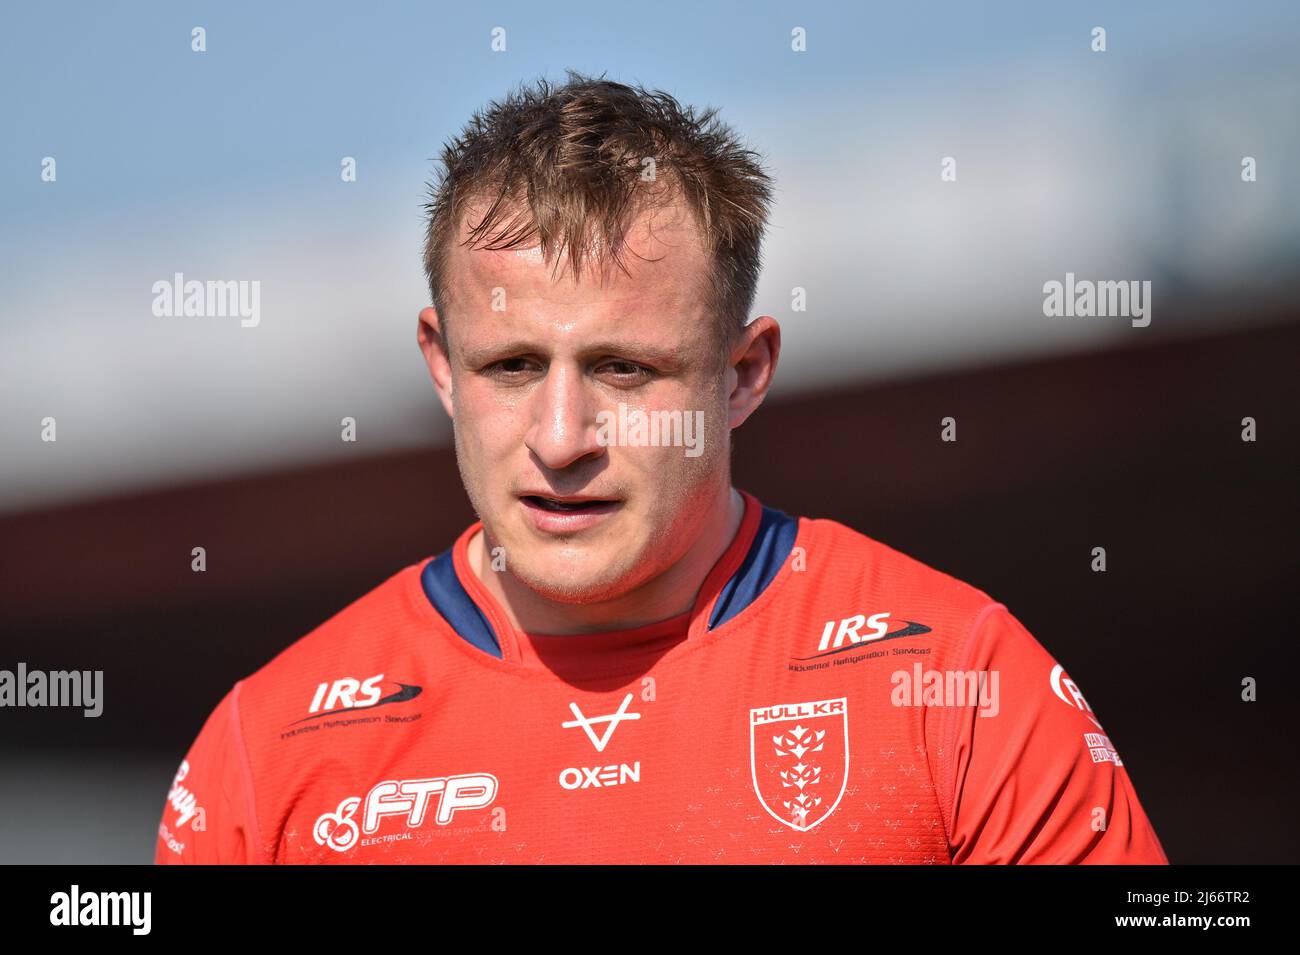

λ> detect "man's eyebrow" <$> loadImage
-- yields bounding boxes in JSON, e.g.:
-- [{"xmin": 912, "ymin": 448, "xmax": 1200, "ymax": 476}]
[{"xmin": 461, "ymin": 339, "xmax": 683, "ymax": 365}]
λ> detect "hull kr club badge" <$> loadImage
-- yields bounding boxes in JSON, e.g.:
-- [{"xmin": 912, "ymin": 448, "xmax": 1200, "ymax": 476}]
[{"xmin": 749, "ymin": 697, "xmax": 849, "ymax": 832}]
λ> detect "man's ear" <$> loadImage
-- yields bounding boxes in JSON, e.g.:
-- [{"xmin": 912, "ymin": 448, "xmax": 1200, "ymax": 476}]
[
  {"xmin": 726, "ymin": 315, "xmax": 781, "ymax": 431},
  {"xmin": 417, "ymin": 306, "xmax": 455, "ymax": 420}
]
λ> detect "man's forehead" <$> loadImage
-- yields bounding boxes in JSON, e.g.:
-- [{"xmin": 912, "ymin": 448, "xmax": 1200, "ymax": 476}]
[{"xmin": 448, "ymin": 194, "xmax": 709, "ymax": 301}]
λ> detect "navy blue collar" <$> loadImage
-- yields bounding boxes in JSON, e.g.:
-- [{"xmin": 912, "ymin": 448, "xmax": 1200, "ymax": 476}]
[{"xmin": 420, "ymin": 499, "xmax": 798, "ymax": 659}]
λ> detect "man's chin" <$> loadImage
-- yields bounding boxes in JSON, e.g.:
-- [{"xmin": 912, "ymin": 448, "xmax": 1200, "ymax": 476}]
[{"xmin": 509, "ymin": 555, "xmax": 635, "ymax": 606}]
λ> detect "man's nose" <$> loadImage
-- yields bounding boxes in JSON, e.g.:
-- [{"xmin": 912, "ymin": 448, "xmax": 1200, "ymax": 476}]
[{"xmin": 523, "ymin": 363, "xmax": 605, "ymax": 470}]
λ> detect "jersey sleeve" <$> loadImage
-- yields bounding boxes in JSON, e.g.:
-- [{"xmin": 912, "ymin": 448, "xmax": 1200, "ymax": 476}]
[
  {"xmin": 939, "ymin": 604, "xmax": 1168, "ymax": 864},
  {"xmin": 154, "ymin": 682, "xmax": 263, "ymax": 864}
]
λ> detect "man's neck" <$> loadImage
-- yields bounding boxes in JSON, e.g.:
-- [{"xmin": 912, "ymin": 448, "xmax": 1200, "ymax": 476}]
[{"xmin": 466, "ymin": 485, "xmax": 746, "ymax": 636}]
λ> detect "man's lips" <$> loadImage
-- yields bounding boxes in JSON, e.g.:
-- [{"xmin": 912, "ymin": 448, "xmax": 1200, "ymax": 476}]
[
  {"xmin": 517, "ymin": 493, "xmax": 621, "ymax": 512},
  {"xmin": 518, "ymin": 494, "xmax": 622, "ymax": 532}
]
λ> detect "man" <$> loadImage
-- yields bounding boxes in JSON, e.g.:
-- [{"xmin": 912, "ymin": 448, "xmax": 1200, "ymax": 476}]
[{"xmin": 155, "ymin": 72, "xmax": 1168, "ymax": 865}]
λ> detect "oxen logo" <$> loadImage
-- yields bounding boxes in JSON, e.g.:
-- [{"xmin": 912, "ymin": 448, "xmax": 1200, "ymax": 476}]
[
  {"xmin": 562, "ymin": 693, "xmax": 640, "ymax": 751},
  {"xmin": 749, "ymin": 697, "xmax": 849, "ymax": 832}
]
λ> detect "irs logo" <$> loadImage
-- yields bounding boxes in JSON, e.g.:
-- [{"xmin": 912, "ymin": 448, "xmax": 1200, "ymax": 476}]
[{"xmin": 749, "ymin": 697, "xmax": 849, "ymax": 832}]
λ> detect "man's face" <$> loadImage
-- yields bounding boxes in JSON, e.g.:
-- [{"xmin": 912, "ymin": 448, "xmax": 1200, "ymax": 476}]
[{"xmin": 430, "ymin": 196, "xmax": 736, "ymax": 605}]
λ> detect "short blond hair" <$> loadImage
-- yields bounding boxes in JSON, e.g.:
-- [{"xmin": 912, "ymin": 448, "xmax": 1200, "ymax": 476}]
[{"xmin": 422, "ymin": 70, "xmax": 774, "ymax": 360}]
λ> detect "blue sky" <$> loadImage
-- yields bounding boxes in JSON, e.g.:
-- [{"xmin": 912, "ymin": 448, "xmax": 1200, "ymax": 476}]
[{"xmin": 2, "ymin": 1, "xmax": 1297, "ymax": 510}]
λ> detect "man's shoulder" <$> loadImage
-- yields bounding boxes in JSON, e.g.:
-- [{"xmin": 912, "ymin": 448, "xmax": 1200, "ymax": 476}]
[
  {"xmin": 782, "ymin": 510, "xmax": 999, "ymax": 651},
  {"xmin": 230, "ymin": 558, "xmax": 439, "ymax": 717},
  {"xmin": 796, "ymin": 511, "xmax": 994, "ymax": 609}
]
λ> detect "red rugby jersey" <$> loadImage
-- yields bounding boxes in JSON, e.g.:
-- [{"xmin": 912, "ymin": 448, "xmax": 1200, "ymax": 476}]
[{"xmin": 155, "ymin": 489, "xmax": 1168, "ymax": 864}]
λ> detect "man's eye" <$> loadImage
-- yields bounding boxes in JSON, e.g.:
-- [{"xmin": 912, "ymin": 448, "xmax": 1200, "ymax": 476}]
[
  {"xmin": 601, "ymin": 361, "xmax": 652, "ymax": 381},
  {"xmin": 487, "ymin": 358, "xmax": 534, "ymax": 376},
  {"xmin": 483, "ymin": 358, "xmax": 652, "ymax": 382}
]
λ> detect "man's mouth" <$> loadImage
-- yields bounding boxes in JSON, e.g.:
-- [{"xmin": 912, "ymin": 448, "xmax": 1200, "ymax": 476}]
[{"xmin": 521, "ymin": 495, "xmax": 620, "ymax": 513}]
